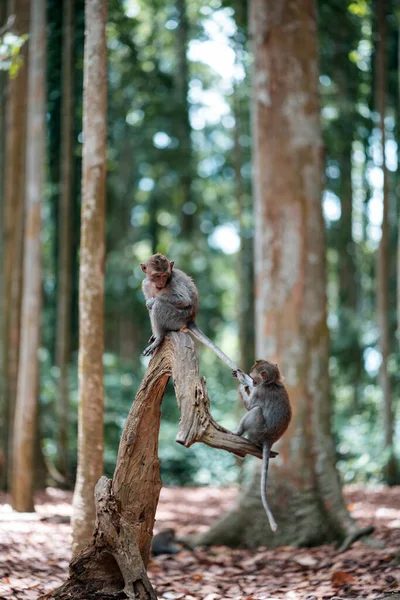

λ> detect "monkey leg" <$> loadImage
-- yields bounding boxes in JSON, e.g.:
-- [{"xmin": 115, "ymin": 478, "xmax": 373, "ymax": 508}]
[
  {"xmin": 151, "ymin": 299, "xmax": 190, "ymax": 332},
  {"xmin": 236, "ymin": 407, "xmax": 266, "ymax": 444}
]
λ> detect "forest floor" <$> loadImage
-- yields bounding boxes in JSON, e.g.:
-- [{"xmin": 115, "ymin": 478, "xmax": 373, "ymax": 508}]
[{"xmin": 0, "ymin": 485, "xmax": 399, "ymax": 600}]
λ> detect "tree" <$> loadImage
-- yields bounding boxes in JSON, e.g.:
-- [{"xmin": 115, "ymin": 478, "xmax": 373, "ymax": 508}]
[
  {"xmin": 1, "ymin": 0, "xmax": 29, "ymax": 490},
  {"xmin": 176, "ymin": 0, "xmax": 195, "ymax": 237},
  {"xmin": 56, "ymin": 0, "xmax": 74, "ymax": 478},
  {"xmin": 196, "ymin": 0, "xmax": 367, "ymax": 548},
  {"xmin": 71, "ymin": 0, "xmax": 107, "ymax": 556},
  {"xmin": 11, "ymin": 0, "xmax": 45, "ymax": 512},
  {"xmin": 375, "ymin": 0, "xmax": 396, "ymax": 483}
]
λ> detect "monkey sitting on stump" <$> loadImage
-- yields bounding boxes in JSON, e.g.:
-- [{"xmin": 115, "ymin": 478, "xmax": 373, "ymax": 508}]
[
  {"xmin": 233, "ymin": 360, "xmax": 292, "ymax": 532},
  {"xmin": 140, "ymin": 253, "xmax": 252, "ymax": 387}
]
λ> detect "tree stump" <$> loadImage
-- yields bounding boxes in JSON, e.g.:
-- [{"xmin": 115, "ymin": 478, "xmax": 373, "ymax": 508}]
[{"xmin": 39, "ymin": 332, "xmax": 268, "ymax": 600}]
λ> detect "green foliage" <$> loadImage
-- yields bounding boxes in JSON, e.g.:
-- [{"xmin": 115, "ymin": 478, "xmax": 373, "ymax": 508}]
[
  {"xmin": 0, "ymin": 32, "xmax": 28, "ymax": 76},
  {"xmin": 33, "ymin": 0, "xmax": 400, "ymax": 489}
]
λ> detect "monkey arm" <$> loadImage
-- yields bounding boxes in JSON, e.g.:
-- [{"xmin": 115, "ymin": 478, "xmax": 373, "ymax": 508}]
[
  {"xmin": 239, "ymin": 384, "xmax": 252, "ymax": 410},
  {"xmin": 156, "ymin": 294, "xmax": 191, "ymax": 309}
]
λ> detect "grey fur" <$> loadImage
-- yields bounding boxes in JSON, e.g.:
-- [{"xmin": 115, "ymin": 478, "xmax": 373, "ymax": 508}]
[
  {"xmin": 151, "ymin": 529, "xmax": 180, "ymax": 556},
  {"xmin": 142, "ymin": 267, "xmax": 198, "ymax": 355},
  {"xmin": 141, "ymin": 258, "xmax": 251, "ymax": 385},
  {"xmin": 236, "ymin": 368, "xmax": 292, "ymax": 532}
]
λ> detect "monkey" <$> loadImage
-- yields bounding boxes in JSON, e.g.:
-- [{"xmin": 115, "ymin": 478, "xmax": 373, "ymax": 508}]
[
  {"xmin": 140, "ymin": 254, "xmax": 252, "ymax": 387},
  {"xmin": 151, "ymin": 528, "xmax": 181, "ymax": 556},
  {"xmin": 151, "ymin": 528, "xmax": 194, "ymax": 556},
  {"xmin": 233, "ymin": 360, "xmax": 292, "ymax": 532}
]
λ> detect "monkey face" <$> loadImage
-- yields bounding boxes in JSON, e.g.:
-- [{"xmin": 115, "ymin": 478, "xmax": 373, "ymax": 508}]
[
  {"xmin": 141, "ymin": 254, "xmax": 174, "ymax": 289},
  {"xmin": 149, "ymin": 270, "xmax": 171, "ymax": 289},
  {"xmin": 250, "ymin": 360, "xmax": 281, "ymax": 385}
]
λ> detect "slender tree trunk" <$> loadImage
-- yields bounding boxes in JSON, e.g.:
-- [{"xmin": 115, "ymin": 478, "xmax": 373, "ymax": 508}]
[
  {"xmin": 11, "ymin": 0, "xmax": 46, "ymax": 512},
  {"xmin": 1, "ymin": 0, "xmax": 29, "ymax": 491},
  {"xmin": 56, "ymin": 0, "xmax": 74, "ymax": 478},
  {"xmin": 176, "ymin": 0, "xmax": 195, "ymax": 237},
  {"xmin": 337, "ymin": 136, "xmax": 363, "ymax": 408},
  {"xmin": 71, "ymin": 0, "xmax": 107, "ymax": 556},
  {"xmin": 198, "ymin": 0, "xmax": 358, "ymax": 548},
  {"xmin": 376, "ymin": 0, "xmax": 396, "ymax": 483},
  {"xmin": 397, "ymin": 5, "xmax": 400, "ymax": 361},
  {"xmin": 0, "ymin": 1, "xmax": 6, "ymax": 485}
]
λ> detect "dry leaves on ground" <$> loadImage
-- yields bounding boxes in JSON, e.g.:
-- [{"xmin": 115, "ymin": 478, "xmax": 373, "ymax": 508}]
[{"xmin": 0, "ymin": 485, "xmax": 399, "ymax": 599}]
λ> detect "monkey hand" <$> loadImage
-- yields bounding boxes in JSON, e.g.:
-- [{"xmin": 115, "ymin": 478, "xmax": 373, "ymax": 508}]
[
  {"xmin": 234, "ymin": 369, "xmax": 249, "ymax": 386},
  {"xmin": 146, "ymin": 298, "xmax": 156, "ymax": 310}
]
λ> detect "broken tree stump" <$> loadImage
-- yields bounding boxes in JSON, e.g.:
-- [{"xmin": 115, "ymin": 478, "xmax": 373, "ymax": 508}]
[{"xmin": 39, "ymin": 332, "xmax": 271, "ymax": 600}]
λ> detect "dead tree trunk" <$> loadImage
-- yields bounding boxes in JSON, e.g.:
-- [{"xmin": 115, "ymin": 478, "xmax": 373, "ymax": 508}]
[{"xmin": 39, "ymin": 333, "xmax": 267, "ymax": 600}]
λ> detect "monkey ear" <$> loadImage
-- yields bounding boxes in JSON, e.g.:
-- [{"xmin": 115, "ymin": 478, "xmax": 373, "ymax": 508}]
[
  {"xmin": 169, "ymin": 261, "xmax": 174, "ymax": 270},
  {"xmin": 140, "ymin": 263, "xmax": 147, "ymax": 273}
]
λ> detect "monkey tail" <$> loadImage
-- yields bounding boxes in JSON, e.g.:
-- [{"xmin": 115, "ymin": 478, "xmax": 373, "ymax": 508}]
[
  {"xmin": 186, "ymin": 322, "xmax": 238, "ymax": 372},
  {"xmin": 261, "ymin": 442, "xmax": 277, "ymax": 532}
]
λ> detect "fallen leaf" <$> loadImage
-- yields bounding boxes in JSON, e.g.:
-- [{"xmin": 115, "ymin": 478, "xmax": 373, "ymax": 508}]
[{"xmin": 331, "ymin": 571, "xmax": 356, "ymax": 586}]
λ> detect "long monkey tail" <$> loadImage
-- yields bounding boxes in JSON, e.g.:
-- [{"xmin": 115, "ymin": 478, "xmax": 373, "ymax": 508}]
[
  {"xmin": 261, "ymin": 441, "xmax": 277, "ymax": 532},
  {"xmin": 186, "ymin": 322, "xmax": 253, "ymax": 387}
]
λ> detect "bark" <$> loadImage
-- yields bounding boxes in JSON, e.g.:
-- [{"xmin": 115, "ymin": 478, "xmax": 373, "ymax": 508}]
[
  {"xmin": 376, "ymin": 0, "xmax": 396, "ymax": 483},
  {"xmin": 197, "ymin": 0, "xmax": 359, "ymax": 548},
  {"xmin": 0, "ymin": 1, "xmax": 6, "ymax": 486},
  {"xmin": 39, "ymin": 334, "xmax": 266, "ymax": 600},
  {"xmin": 71, "ymin": 0, "xmax": 107, "ymax": 556},
  {"xmin": 56, "ymin": 0, "xmax": 74, "ymax": 478},
  {"xmin": 398, "ymin": 6, "xmax": 400, "ymax": 370},
  {"xmin": 11, "ymin": 0, "xmax": 45, "ymax": 511},
  {"xmin": 1, "ymin": 0, "xmax": 29, "ymax": 490},
  {"xmin": 336, "ymin": 135, "xmax": 362, "ymax": 408},
  {"xmin": 176, "ymin": 0, "xmax": 195, "ymax": 236}
]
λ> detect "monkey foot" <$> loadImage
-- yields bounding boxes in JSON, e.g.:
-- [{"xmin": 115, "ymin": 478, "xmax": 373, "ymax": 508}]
[{"xmin": 143, "ymin": 340, "xmax": 160, "ymax": 356}]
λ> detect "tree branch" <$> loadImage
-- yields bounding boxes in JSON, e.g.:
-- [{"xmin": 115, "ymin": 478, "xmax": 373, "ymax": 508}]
[{"xmin": 170, "ymin": 332, "xmax": 277, "ymax": 459}]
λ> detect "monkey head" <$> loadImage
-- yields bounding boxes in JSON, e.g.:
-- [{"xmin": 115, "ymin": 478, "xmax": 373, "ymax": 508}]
[
  {"xmin": 250, "ymin": 360, "xmax": 282, "ymax": 386},
  {"xmin": 140, "ymin": 253, "xmax": 174, "ymax": 290}
]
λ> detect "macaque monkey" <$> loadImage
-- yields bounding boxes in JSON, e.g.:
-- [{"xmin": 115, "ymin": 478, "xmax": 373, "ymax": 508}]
[
  {"xmin": 151, "ymin": 528, "xmax": 194, "ymax": 555},
  {"xmin": 151, "ymin": 528, "xmax": 181, "ymax": 556},
  {"xmin": 233, "ymin": 360, "xmax": 292, "ymax": 532},
  {"xmin": 140, "ymin": 254, "xmax": 252, "ymax": 386}
]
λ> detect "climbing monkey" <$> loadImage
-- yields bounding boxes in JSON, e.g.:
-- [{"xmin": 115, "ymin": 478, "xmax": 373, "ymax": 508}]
[{"xmin": 233, "ymin": 360, "xmax": 292, "ymax": 532}]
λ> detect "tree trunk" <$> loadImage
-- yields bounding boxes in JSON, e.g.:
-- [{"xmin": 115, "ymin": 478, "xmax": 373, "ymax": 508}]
[
  {"xmin": 337, "ymin": 135, "xmax": 362, "ymax": 409},
  {"xmin": 39, "ymin": 333, "xmax": 266, "ymax": 600},
  {"xmin": 56, "ymin": 0, "xmax": 74, "ymax": 479},
  {"xmin": 176, "ymin": 0, "xmax": 195, "ymax": 237},
  {"xmin": 71, "ymin": 0, "xmax": 107, "ymax": 556},
  {"xmin": 11, "ymin": 0, "xmax": 45, "ymax": 512},
  {"xmin": 0, "ymin": 1, "xmax": 6, "ymax": 486},
  {"xmin": 1, "ymin": 0, "xmax": 29, "ymax": 491},
  {"xmin": 376, "ymin": 0, "xmax": 396, "ymax": 483},
  {"xmin": 197, "ymin": 0, "xmax": 361, "ymax": 548}
]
